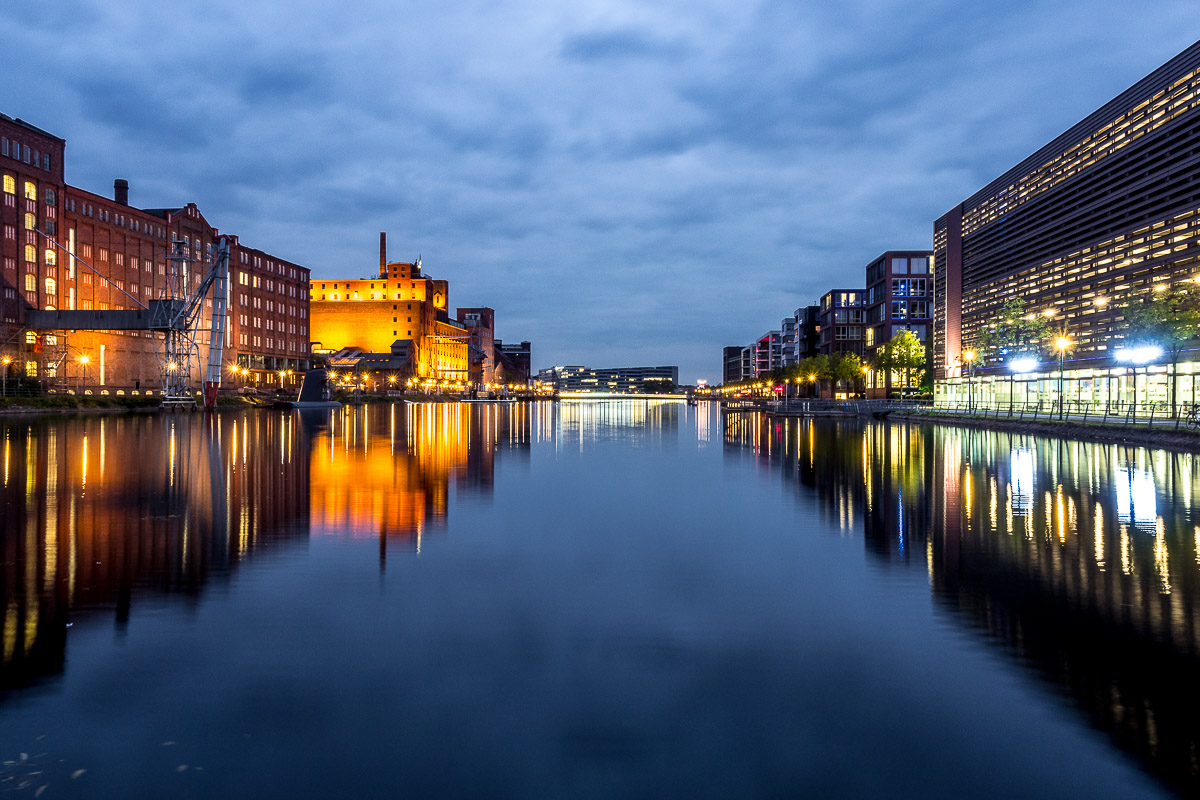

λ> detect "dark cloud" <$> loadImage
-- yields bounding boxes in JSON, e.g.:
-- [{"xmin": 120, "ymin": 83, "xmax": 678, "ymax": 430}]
[
  {"xmin": 0, "ymin": 0, "xmax": 1196, "ymax": 380},
  {"xmin": 561, "ymin": 29, "xmax": 689, "ymax": 63}
]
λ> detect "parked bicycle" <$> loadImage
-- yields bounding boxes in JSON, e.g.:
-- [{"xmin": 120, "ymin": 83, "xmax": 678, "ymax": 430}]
[{"xmin": 1185, "ymin": 404, "xmax": 1200, "ymax": 431}]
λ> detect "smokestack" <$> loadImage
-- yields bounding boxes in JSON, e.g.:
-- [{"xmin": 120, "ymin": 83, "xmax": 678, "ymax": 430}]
[
  {"xmin": 379, "ymin": 232, "xmax": 387, "ymax": 275},
  {"xmin": 114, "ymin": 178, "xmax": 129, "ymax": 206}
]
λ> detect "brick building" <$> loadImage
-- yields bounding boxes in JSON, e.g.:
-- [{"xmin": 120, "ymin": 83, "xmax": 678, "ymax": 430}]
[
  {"xmin": 309, "ymin": 238, "xmax": 469, "ymax": 383},
  {"xmin": 456, "ymin": 307, "xmax": 495, "ymax": 387},
  {"xmin": 0, "ymin": 113, "xmax": 310, "ymax": 394}
]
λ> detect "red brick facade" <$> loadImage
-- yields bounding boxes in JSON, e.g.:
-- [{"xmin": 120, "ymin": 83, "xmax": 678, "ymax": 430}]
[{"xmin": 0, "ymin": 113, "xmax": 310, "ymax": 394}]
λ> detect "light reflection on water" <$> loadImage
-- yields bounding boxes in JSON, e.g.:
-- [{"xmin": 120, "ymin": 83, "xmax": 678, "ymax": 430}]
[
  {"xmin": 723, "ymin": 411, "xmax": 1200, "ymax": 796},
  {"xmin": 0, "ymin": 402, "xmax": 1191, "ymax": 797}
]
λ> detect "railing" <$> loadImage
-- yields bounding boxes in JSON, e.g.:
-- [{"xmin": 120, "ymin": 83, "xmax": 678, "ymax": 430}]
[
  {"xmin": 720, "ymin": 398, "xmax": 934, "ymax": 415},
  {"xmin": 925, "ymin": 399, "xmax": 1200, "ymax": 430}
]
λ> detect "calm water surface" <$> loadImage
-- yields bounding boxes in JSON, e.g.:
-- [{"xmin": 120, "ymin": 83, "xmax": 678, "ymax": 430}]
[{"xmin": 0, "ymin": 401, "xmax": 1196, "ymax": 798}]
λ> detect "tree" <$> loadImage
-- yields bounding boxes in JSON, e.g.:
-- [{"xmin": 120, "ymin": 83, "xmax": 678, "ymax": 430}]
[
  {"xmin": 797, "ymin": 354, "xmax": 830, "ymax": 397},
  {"xmin": 1124, "ymin": 285, "xmax": 1200, "ymax": 407},
  {"xmin": 974, "ymin": 297, "xmax": 1050, "ymax": 366},
  {"xmin": 875, "ymin": 331, "xmax": 925, "ymax": 396},
  {"xmin": 641, "ymin": 378, "xmax": 676, "ymax": 394},
  {"xmin": 830, "ymin": 352, "xmax": 864, "ymax": 397}
]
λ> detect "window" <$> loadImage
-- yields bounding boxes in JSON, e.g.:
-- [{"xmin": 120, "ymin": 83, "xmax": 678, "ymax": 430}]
[
  {"xmin": 23, "ymin": 181, "xmax": 36, "ymax": 200},
  {"xmin": 45, "ymin": 278, "xmax": 56, "ymax": 296},
  {"xmin": 25, "ymin": 362, "xmax": 36, "ymax": 377},
  {"xmin": 2, "ymin": 175, "xmax": 13, "ymax": 194},
  {"xmin": 891, "ymin": 301, "xmax": 907, "ymax": 319},
  {"xmin": 24, "ymin": 245, "xmax": 35, "ymax": 262},
  {"xmin": 892, "ymin": 258, "xmax": 908, "ymax": 274},
  {"xmin": 909, "ymin": 301, "xmax": 929, "ymax": 318},
  {"xmin": 44, "ymin": 188, "xmax": 55, "ymax": 205},
  {"xmin": 44, "ymin": 249, "xmax": 56, "ymax": 266},
  {"xmin": 24, "ymin": 274, "xmax": 35, "ymax": 292},
  {"xmin": 910, "ymin": 257, "xmax": 929, "ymax": 274},
  {"xmin": 24, "ymin": 212, "xmax": 35, "ymax": 231},
  {"xmin": 892, "ymin": 279, "xmax": 908, "ymax": 297},
  {"xmin": 44, "ymin": 220, "xmax": 55, "ymax": 236}
]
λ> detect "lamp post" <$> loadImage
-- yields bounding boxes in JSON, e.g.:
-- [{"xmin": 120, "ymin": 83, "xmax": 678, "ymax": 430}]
[
  {"xmin": 960, "ymin": 350, "xmax": 976, "ymax": 412},
  {"xmin": 1054, "ymin": 335, "xmax": 1071, "ymax": 419},
  {"xmin": 79, "ymin": 354, "xmax": 90, "ymax": 394},
  {"xmin": 861, "ymin": 364, "xmax": 869, "ymax": 399},
  {"xmin": 1, "ymin": 356, "xmax": 10, "ymax": 397}
]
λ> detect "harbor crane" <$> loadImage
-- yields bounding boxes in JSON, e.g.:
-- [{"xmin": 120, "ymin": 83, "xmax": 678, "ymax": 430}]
[{"xmin": 27, "ymin": 232, "xmax": 231, "ymax": 409}]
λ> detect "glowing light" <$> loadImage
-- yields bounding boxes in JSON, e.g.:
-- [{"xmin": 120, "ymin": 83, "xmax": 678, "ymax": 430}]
[
  {"xmin": 1009, "ymin": 357, "xmax": 1038, "ymax": 373},
  {"xmin": 962, "ymin": 350, "xmax": 976, "ymax": 363},
  {"xmin": 79, "ymin": 355, "xmax": 90, "ymax": 365},
  {"xmin": 1054, "ymin": 336, "xmax": 1071, "ymax": 352},
  {"xmin": 1114, "ymin": 345, "xmax": 1162, "ymax": 364}
]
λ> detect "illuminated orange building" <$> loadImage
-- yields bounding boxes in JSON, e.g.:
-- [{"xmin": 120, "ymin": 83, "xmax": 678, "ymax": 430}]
[{"xmin": 309, "ymin": 236, "xmax": 468, "ymax": 382}]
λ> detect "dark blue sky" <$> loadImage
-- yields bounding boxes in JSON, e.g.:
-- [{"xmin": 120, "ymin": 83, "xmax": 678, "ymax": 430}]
[{"xmin": 3, "ymin": 1, "xmax": 1197, "ymax": 381}]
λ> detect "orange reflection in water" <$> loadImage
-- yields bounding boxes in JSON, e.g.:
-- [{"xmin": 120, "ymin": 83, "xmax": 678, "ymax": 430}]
[{"xmin": 309, "ymin": 403, "xmax": 529, "ymax": 546}]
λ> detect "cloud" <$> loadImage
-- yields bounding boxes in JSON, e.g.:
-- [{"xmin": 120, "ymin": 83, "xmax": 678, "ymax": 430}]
[
  {"xmin": 0, "ymin": 0, "xmax": 1197, "ymax": 379},
  {"xmin": 561, "ymin": 28, "xmax": 689, "ymax": 63}
]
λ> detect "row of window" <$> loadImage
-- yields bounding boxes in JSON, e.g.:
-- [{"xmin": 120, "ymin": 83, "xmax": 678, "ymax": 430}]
[{"xmin": 0, "ymin": 138, "xmax": 51, "ymax": 171}]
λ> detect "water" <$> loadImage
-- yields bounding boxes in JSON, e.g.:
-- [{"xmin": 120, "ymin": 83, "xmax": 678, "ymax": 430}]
[{"xmin": 0, "ymin": 401, "xmax": 1194, "ymax": 798}]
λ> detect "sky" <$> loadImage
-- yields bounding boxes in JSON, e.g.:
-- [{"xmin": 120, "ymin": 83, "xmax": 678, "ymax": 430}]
[{"xmin": 2, "ymin": 1, "xmax": 1198, "ymax": 382}]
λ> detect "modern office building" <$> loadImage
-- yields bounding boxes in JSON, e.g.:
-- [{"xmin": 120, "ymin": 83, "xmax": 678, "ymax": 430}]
[
  {"xmin": 934, "ymin": 41, "xmax": 1200, "ymax": 408},
  {"xmin": 864, "ymin": 250, "xmax": 933, "ymax": 397},
  {"xmin": 0, "ymin": 113, "xmax": 310, "ymax": 394},
  {"xmin": 794, "ymin": 305, "xmax": 821, "ymax": 362},
  {"xmin": 722, "ymin": 345, "xmax": 748, "ymax": 383},
  {"xmin": 538, "ymin": 365, "xmax": 679, "ymax": 393},
  {"xmin": 818, "ymin": 289, "xmax": 865, "ymax": 356},
  {"xmin": 754, "ymin": 330, "xmax": 784, "ymax": 374}
]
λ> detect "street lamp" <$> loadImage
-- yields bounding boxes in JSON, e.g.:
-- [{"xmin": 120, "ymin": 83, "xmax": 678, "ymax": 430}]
[
  {"xmin": 79, "ymin": 354, "xmax": 90, "ymax": 394},
  {"xmin": 962, "ymin": 350, "xmax": 976, "ymax": 411},
  {"xmin": 808, "ymin": 373, "xmax": 817, "ymax": 399},
  {"xmin": 1054, "ymin": 335, "xmax": 1071, "ymax": 419},
  {"xmin": 1, "ymin": 356, "xmax": 10, "ymax": 397}
]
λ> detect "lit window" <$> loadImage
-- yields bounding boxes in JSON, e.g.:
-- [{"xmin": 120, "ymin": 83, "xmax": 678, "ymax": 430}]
[
  {"xmin": 24, "ymin": 274, "xmax": 35, "ymax": 292},
  {"xmin": 2, "ymin": 175, "xmax": 12, "ymax": 194},
  {"xmin": 44, "ymin": 249, "xmax": 56, "ymax": 266},
  {"xmin": 23, "ymin": 181, "xmax": 36, "ymax": 200},
  {"xmin": 24, "ymin": 245, "xmax": 35, "ymax": 262},
  {"xmin": 24, "ymin": 213, "xmax": 35, "ymax": 231},
  {"xmin": 45, "ymin": 278, "xmax": 57, "ymax": 296}
]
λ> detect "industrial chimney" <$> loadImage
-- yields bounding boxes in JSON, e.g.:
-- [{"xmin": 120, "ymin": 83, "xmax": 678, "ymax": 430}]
[
  {"xmin": 379, "ymin": 232, "xmax": 387, "ymax": 276},
  {"xmin": 114, "ymin": 179, "xmax": 129, "ymax": 206}
]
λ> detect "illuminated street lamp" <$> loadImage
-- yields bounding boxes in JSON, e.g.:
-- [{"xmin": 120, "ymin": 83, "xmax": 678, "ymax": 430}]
[
  {"xmin": 79, "ymin": 354, "xmax": 91, "ymax": 393},
  {"xmin": 962, "ymin": 350, "xmax": 976, "ymax": 411},
  {"xmin": 1054, "ymin": 335, "xmax": 1072, "ymax": 419},
  {"xmin": 1, "ymin": 355, "xmax": 10, "ymax": 397}
]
